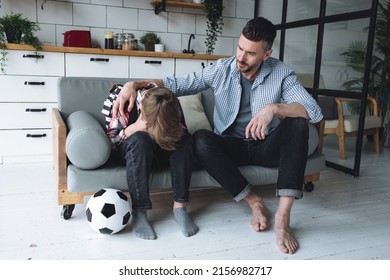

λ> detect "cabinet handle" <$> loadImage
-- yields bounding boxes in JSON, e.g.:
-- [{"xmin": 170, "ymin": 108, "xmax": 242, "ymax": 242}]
[
  {"xmin": 201, "ymin": 62, "xmax": 205, "ymax": 68},
  {"xmin": 23, "ymin": 54, "xmax": 45, "ymax": 59},
  {"xmin": 90, "ymin": 58, "xmax": 109, "ymax": 62},
  {"xmin": 145, "ymin": 60, "xmax": 162, "ymax": 64},
  {"xmin": 25, "ymin": 108, "xmax": 47, "ymax": 112},
  {"xmin": 26, "ymin": 133, "xmax": 47, "ymax": 138},
  {"xmin": 24, "ymin": 81, "xmax": 45, "ymax": 86}
]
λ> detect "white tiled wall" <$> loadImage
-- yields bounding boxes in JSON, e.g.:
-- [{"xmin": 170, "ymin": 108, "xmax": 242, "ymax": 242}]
[{"xmin": 0, "ymin": 0, "xmax": 256, "ymax": 55}]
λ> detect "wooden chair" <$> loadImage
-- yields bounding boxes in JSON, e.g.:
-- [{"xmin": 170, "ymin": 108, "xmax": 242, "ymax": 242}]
[
  {"xmin": 296, "ymin": 73, "xmax": 382, "ymax": 160},
  {"xmin": 324, "ymin": 96, "xmax": 381, "ymax": 160}
]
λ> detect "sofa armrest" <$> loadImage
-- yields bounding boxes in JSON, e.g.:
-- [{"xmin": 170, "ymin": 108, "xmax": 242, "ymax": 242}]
[
  {"xmin": 313, "ymin": 119, "xmax": 325, "ymax": 153},
  {"xmin": 52, "ymin": 108, "xmax": 68, "ymax": 190}
]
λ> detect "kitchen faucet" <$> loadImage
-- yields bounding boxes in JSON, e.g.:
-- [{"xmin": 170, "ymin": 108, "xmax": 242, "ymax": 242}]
[{"xmin": 183, "ymin": 34, "xmax": 195, "ymax": 54}]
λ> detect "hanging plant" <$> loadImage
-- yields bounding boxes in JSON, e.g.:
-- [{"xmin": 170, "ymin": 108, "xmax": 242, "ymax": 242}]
[{"xmin": 202, "ymin": 0, "xmax": 223, "ymax": 54}]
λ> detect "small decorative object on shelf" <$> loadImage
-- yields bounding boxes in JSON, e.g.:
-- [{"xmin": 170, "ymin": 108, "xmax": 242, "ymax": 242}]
[
  {"xmin": 0, "ymin": 12, "xmax": 41, "ymax": 49},
  {"xmin": 122, "ymin": 33, "xmax": 135, "ymax": 50},
  {"xmin": 0, "ymin": 12, "xmax": 42, "ymax": 73},
  {"xmin": 154, "ymin": 43, "xmax": 165, "ymax": 52},
  {"xmin": 114, "ymin": 33, "xmax": 123, "ymax": 49},
  {"xmin": 104, "ymin": 31, "xmax": 114, "ymax": 49},
  {"xmin": 140, "ymin": 31, "xmax": 161, "ymax": 51}
]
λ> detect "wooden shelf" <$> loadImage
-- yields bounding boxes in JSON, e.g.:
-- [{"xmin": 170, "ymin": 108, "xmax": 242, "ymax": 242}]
[
  {"xmin": 150, "ymin": 1, "xmax": 204, "ymax": 14},
  {"xmin": 5, "ymin": 43, "xmax": 228, "ymax": 60}
]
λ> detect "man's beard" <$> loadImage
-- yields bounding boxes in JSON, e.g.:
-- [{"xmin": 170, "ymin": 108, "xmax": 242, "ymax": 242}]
[{"xmin": 236, "ymin": 60, "xmax": 261, "ymax": 74}]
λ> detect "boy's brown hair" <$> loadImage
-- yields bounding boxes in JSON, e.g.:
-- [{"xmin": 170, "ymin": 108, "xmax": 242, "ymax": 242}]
[{"xmin": 141, "ymin": 87, "xmax": 184, "ymax": 151}]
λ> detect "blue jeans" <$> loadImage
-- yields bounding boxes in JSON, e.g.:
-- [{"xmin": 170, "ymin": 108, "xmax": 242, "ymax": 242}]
[
  {"xmin": 118, "ymin": 131, "xmax": 193, "ymax": 210},
  {"xmin": 193, "ymin": 117, "xmax": 309, "ymax": 201}
]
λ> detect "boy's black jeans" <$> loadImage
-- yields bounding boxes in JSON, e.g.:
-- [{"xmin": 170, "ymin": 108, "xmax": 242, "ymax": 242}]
[{"xmin": 118, "ymin": 131, "xmax": 193, "ymax": 210}]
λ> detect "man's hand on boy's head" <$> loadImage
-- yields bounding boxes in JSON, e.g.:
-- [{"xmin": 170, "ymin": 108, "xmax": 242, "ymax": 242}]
[
  {"xmin": 112, "ymin": 82, "xmax": 137, "ymax": 119},
  {"xmin": 112, "ymin": 79, "xmax": 164, "ymax": 119}
]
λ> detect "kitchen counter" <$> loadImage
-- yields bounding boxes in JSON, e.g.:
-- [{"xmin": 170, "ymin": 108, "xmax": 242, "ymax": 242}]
[{"xmin": 4, "ymin": 43, "xmax": 228, "ymax": 60}]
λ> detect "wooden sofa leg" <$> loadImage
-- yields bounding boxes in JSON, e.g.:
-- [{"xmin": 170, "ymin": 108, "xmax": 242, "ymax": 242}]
[
  {"xmin": 304, "ymin": 173, "xmax": 320, "ymax": 192},
  {"xmin": 373, "ymin": 128, "xmax": 380, "ymax": 153},
  {"xmin": 61, "ymin": 204, "xmax": 75, "ymax": 220},
  {"xmin": 58, "ymin": 188, "xmax": 93, "ymax": 220},
  {"xmin": 338, "ymin": 133, "xmax": 346, "ymax": 160}
]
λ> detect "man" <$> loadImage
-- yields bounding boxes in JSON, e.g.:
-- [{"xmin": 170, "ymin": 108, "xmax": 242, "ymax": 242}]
[{"xmin": 113, "ymin": 17, "xmax": 323, "ymax": 254}]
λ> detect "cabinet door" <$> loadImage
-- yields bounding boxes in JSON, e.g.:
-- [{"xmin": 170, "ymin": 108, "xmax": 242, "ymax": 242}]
[
  {"xmin": 175, "ymin": 59, "xmax": 207, "ymax": 77},
  {"xmin": 65, "ymin": 53, "xmax": 129, "ymax": 78},
  {"xmin": 0, "ymin": 76, "xmax": 58, "ymax": 102},
  {"xmin": 2, "ymin": 50, "xmax": 65, "ymax": 76},
  {"xmin": 130, "ymin": 57, "xmax": 174, "ymax": 79},
  {"xmin": 0, "ymin": 103, "xmax": 57, "ymax": 129},
  {"xmin": 0, "ymin": 129, "xmax": 52, "ymax": 156}
]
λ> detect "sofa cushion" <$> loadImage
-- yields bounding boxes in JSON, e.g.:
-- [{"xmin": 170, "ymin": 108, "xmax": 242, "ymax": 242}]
[
  {"xmin": 66, "ymin": 110, "xmax": 111, "ymax": 170},
  {"xmin": 67, "ymin": 152, "xmax": 325, "ymax": 192},
  {"xmin": 57, "ymin": 77, "xmax": 130, "ymax": 127},
  {"xmin": 178, "ymin": 93, "xmax": 212, "ymax": 134}
]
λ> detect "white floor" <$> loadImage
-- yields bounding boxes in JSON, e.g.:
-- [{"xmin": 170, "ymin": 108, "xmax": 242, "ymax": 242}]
[{"xmin": 0, "ymin": 136, "xmax": 390, "ymax": 261}]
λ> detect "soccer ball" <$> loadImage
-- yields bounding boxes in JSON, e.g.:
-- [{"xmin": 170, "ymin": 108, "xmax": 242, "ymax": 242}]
[{"xmin": 86, "ymin": 188, "xmax": 131, "ymax": 234}]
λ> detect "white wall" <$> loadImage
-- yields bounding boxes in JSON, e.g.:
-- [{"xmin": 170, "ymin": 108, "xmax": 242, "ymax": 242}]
[
  {"xmin": 1, "ymin": 0, "xmax": 374, "ymax": 89},
  {"xmin": 0, "ymin": 0, "xmax": 255, "ymax": 56}
]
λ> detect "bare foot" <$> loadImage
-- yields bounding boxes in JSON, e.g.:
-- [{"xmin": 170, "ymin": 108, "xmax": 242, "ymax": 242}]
[
  {"xmin": 274, "ymin": 213, "xmax": 298, "ymax": 254},
  {"xmin": 245, "ymin": 192, "xmax": 269, "ymax": 231}
]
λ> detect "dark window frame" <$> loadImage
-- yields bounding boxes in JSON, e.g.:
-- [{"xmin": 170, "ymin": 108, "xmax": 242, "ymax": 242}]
[{"xmin": 255, "ymin": 0, "xmax": 379, "ymax": 176}]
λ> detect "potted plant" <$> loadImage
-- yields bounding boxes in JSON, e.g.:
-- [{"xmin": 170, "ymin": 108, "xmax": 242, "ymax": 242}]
[
  {"xmin": 202, "ymin": 0, "xmax": 224, "ymax": 54},
  {"xmin": 340, "ymin": 0, "xmax": 390, "ymax": 121},
  {"xmin": 139, "ymin": 31, "xmax": 161, "ymax": 51},
  {"xmin": 0, "ymin": 12, "xmax": 42, "ymax": 73}
]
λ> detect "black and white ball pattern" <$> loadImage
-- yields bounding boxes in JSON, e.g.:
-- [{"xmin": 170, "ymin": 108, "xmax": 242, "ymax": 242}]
[{"xmin": 86, "ymin": 188, "xmax": 131, "ymax": 234}]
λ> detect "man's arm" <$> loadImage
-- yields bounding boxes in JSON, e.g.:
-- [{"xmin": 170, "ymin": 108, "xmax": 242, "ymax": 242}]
[
  {"xmin": 272, "ymin": 102, "xmax": 309, "ymax": 119},
  {"xmin": 281, "ymin": 73, "xmax": 323, "ymax": 123},
  {"xmin": 112, "ymin": 79, "xmax": 164, "ymax": 118},
  {"xmin": 246, "ymin": 102, "xmax": 309, "ymax": 140}
]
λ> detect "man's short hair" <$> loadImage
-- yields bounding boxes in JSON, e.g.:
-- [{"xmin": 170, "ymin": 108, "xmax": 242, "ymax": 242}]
[{"xmin": 242, "ymin": 17, "xmax": 277, "ymax": 50}]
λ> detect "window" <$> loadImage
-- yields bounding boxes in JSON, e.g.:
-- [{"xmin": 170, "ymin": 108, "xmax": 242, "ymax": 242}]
[{"xmin": 256, "ymin": 0, "xmax": 379, "ymax": 176}]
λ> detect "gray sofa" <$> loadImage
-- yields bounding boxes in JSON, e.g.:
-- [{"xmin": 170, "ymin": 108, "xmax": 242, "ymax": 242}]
[{"xmin": 52, "ymin": 77, "xmax": 326, "ymax": 219}]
